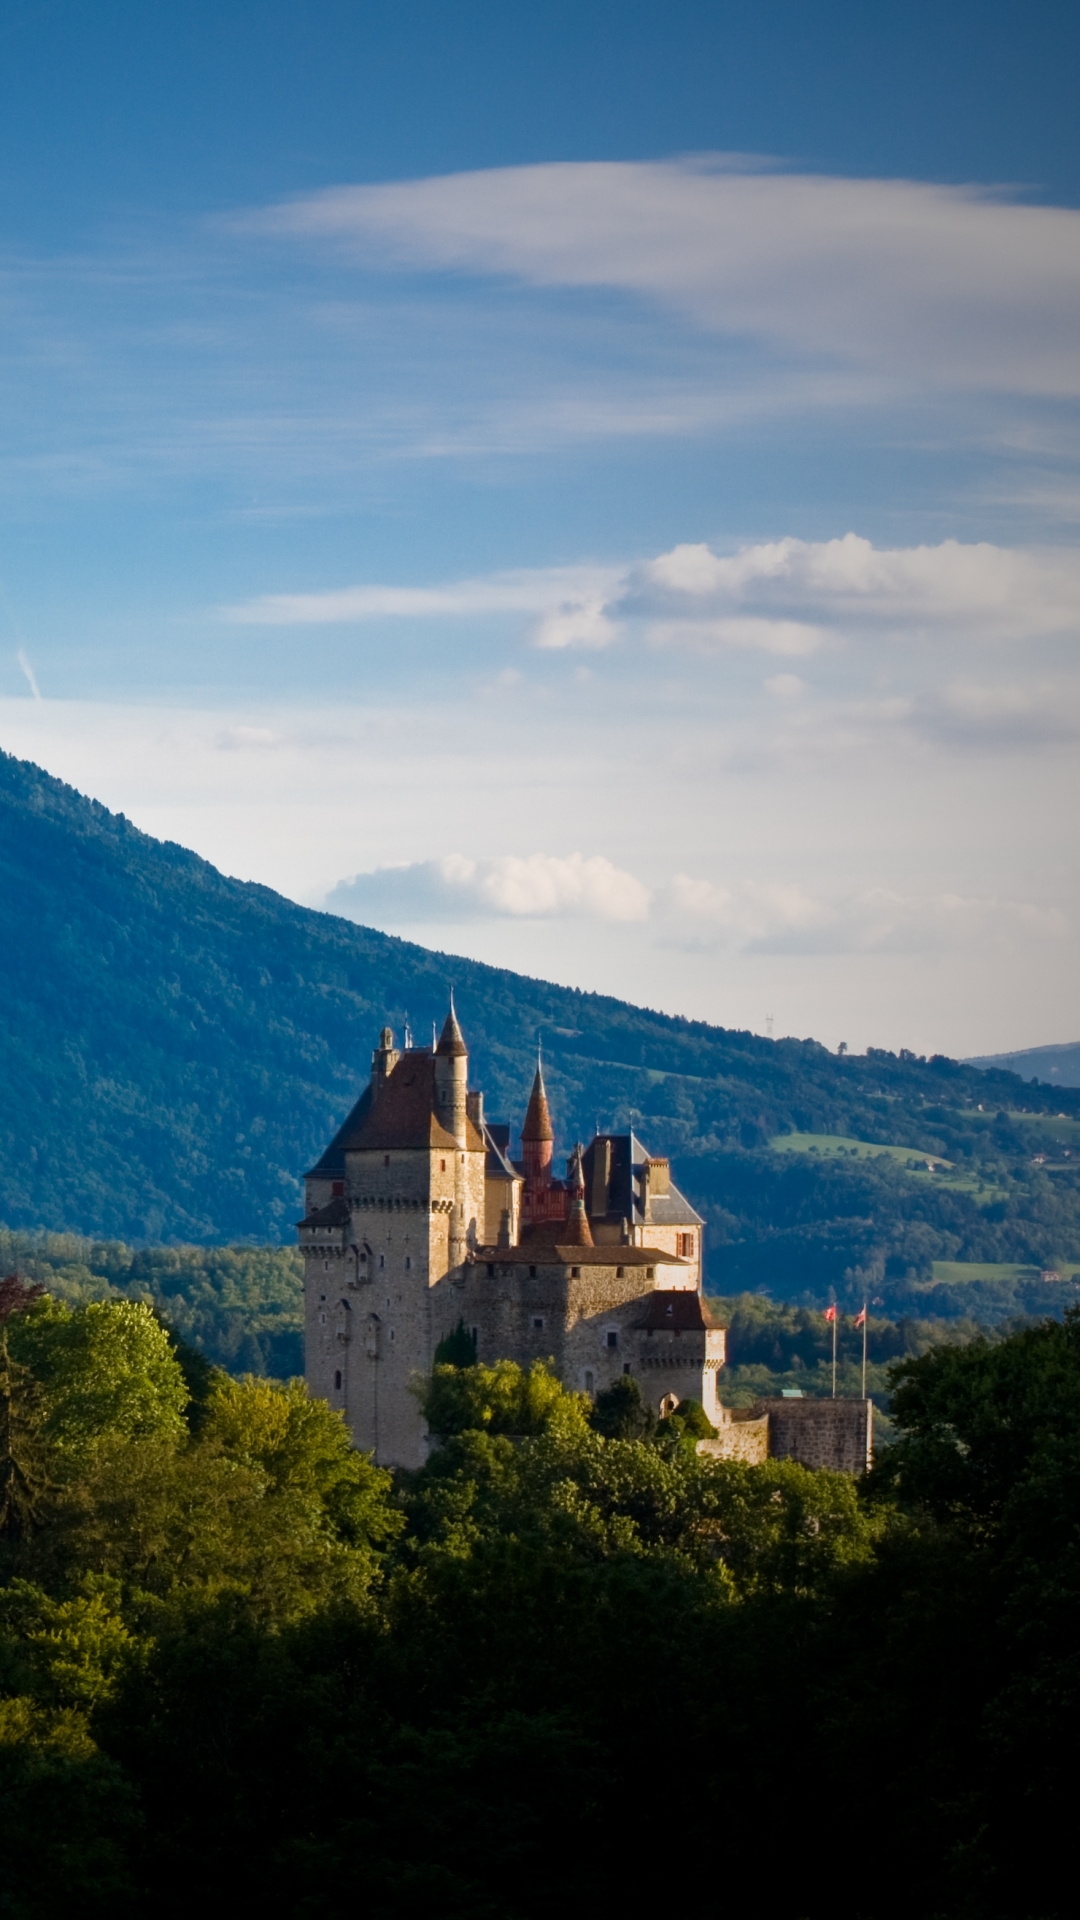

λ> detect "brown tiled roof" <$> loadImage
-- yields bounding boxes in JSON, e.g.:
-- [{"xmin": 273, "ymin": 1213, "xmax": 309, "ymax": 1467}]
[
  {"xmin": 521, "ymin": 1065, "xmax": 554, "ymax": 1143},
  {"xmin": 298, "ymin": 1195, "xmax": 351, "ymax": 1229},
  {"xmin": 343, "ymin": 1052, "xmax": 483, "ymax": 1153},
  {"xmin": 472, "ymin": 1244, "xmax": 688, "ymax": 1269},
  {"xmin": 632, "ymin": 1290, "xmax": 720, "ymax": 1331},
  {"xmin": 305, "ymin": 1084, "xmax": 373, "ymax": 1178}
]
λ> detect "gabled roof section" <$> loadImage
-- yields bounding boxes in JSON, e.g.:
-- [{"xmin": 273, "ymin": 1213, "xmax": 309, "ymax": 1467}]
[
  {"xmin": 484, "ymin": 1123, "xmax": 521, "ymax": 1181},
  {"xmin": 344, "ymin": 1051, "xmax": 485, "ymax": 1153},
  {"xmin": 582, "ymin": 1131, "xmax": 704, "ymax": 1228},
  {"xmin": 632, "ymin": 1290, "xmax": 719, "ymax": 1331},
  {"xmin": 297, "ymin": 1194, "xmax": 351, "ymax": 1230},
  {"xmin": 305, "ymin": 1083, "xmax": 374, "ymax": 1178}
]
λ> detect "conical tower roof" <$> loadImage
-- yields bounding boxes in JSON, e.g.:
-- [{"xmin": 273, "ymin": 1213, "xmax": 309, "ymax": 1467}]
[
  {"xmin": 436, "ymin": 1001, "xmax": 467, "ymax": 1057},
  {"xmin": 521, "ymin": 1064, "xmax": 554, "ymax": 1143},
  {"xmin": 561, "ymin": 1142, "xmax": 594, "ymax": 1246}
]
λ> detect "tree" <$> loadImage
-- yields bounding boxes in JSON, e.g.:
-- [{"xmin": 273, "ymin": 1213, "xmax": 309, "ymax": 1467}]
[
  {"xmin": 0, "ymin": 1327, "xmax": 52, "ymax": 1540},
  {"xmin": 8, "ymin": 1299, "xmax": 189, "ymax": 1451},
  {"xmin": 433, "ymin": 1319, "xmax": 477, "ymax": 1368},
  {"xmin": 589, "ymin": 1374, "xmax": 653, "ymax": 1439}
]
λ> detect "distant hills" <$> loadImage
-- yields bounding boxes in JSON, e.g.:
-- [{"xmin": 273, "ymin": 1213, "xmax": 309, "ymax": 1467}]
[
  {"xmin": 965, "ymin": 1041, "xmax": 1080, "ymax": 1088},
  {"xmin": 2, "ymin": 746, "xmax": 1079, "ymax": 1318}
]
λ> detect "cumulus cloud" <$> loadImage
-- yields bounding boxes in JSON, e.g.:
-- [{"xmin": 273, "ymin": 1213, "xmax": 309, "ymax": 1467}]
[
  {"xmin": 626, "ymin": 534, "xmax": 1080, "ymax": 643},
  {"xmin": 247, "ymin": 159, "xmax": 1080, "ymax": 395},
  {"xmin": 225, "ymin": 532, "xmax": 1080, "ymax": 664},
  {"xmin": 327, "ymin": 852, "xmax": 652, "ymax": 925}
]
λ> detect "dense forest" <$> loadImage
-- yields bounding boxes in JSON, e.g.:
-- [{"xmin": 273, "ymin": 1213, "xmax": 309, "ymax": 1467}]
[
  {"xmin": 0, "ymin": 1278, "xmax": 1076, "ymax": 1918},
  {"xmin": 3, "ymin": 748, "xmax": 1080, "ymax": 1313}
]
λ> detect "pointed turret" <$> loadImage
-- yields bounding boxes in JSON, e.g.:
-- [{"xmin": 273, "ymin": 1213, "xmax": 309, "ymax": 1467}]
[
  {"xmin": 434, "ymin": 997, "xmax": 468, "ymax": 1148},
  {"xmin": 520, "ymin": 1062, "xmax": 554, "ymax": 1189},
  {"xmin": 521, "ymin": 1065, "xmax": 554, "ymax": 1144},
  {"xmin": 436, "ymin": 1000, "xmax": 467, "ymax": 1058},
  {"xmin": 561, "ymin": 1143, "xmax": 594, "ymax": 1246}
]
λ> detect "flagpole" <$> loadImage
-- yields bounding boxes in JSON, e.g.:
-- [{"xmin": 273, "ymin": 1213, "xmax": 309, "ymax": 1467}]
[
  {"xmin": 832, "ymin": 1303, "xmax": 837, "ymax": 1399},
  {"xmin": 861, "ymin": 1300, "xmax": 868, "ymax": 1400}
]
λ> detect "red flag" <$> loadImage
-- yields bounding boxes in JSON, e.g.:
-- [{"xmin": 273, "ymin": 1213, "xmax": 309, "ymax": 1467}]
[
  {"xmin": 823, "ymin": 1305, "xmax": 837, "ymax": 1322},
  {"xmin": 853, "ymin": 1308, "xmax": 867, "ymax": 1328}
]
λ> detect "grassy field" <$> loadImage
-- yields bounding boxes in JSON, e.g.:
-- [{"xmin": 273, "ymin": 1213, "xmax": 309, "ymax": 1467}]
[
  {"xmin": 930, "ymin": 1259, "xmax": 1080, "ymax": 1285},
  {"xmin": 768, "ymin": 1131, "xmax": 1000, "ymax": 1200}
]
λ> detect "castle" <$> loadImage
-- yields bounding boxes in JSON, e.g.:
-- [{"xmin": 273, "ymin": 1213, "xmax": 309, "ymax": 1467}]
[{"xmin": 300, "ymin": 1007, "xmax": 871, "ymax": 1473}]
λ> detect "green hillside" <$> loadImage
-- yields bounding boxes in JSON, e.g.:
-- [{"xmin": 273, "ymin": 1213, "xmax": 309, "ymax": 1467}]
[{"xmin": 2, "ymin": 747, "xmax": 1079, "ymax": 1316}]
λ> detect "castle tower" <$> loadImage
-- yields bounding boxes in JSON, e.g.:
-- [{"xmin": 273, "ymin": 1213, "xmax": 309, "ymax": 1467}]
[
  {"xmin": 520, "ymin": 1062, "xmax": 554, "ymax": 1189},
  {"xmin": 435, "ymin": 1000, "xmax": 469, "ymax": 1267},
  {"xmin": 561, "ymin": 1142, "xmax": 594, "ymax": 1246}
]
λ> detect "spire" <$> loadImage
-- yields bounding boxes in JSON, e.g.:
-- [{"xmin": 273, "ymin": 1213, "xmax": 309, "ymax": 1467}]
[
  {"xmin": 521, "ymin": 1064, "xmax": 554, "ymax": 1144},
  {"xmin": 561, "ymin": 1142, "xmax": 594, "ymax": 1246},
  {"xmin": 436, "ymin": 999, "xmax": 467, "ymax": 1058}
]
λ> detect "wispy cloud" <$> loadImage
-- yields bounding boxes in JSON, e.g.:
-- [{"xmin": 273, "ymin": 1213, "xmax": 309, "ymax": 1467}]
[
  {"xmin": 16, "ymin": 649, "xmax": 42, "ymax": 700},
  {"xmin": 249, "ymin": 159, "xmax": 1080, "ymax": 396}
]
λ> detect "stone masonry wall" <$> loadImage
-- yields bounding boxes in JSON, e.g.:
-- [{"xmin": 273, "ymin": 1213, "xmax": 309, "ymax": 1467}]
[{"xmin": 756, "ymin": 1398, "xmax": 873, "ymax": 1475}]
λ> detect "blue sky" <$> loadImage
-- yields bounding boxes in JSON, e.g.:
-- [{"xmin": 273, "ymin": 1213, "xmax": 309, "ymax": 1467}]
[{"xmin": 1, "ymin": 1, "xmax": 1078, "ymax": 1056}]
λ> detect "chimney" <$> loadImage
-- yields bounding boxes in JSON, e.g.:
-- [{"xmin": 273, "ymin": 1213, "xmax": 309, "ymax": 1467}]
[
  {"xmin": 466, "ymin": 1089, "xmax": 484, "ymax": 1131},
  {"xmin": 590, "ymin": 1137, "xmax": 611, "ymax": 1217},
  {"xmin": 371, "ymin": 1026, "xmax": 400, "ymax": 1098}
]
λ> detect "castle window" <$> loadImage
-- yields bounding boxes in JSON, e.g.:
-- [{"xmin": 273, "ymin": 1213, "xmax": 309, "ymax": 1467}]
[
  {"xmin": 606, "ymin": 1330, "xmax": 618, "ymax": 1350},
  {"xmin": 320, "ymin": 1294, "xmax": 326, "ymax": 1302},
  {"xmin": 332, "ymin": 1181, "xmax": 344, "ymax": 1197},
  {"xmin": 678, "ymin": 1233, "xmax": 695, "ymax": 1258},
  {"xmin": 529, "ymin": 1265, "xmax": 537, "ymax": 1278},
  {"xmin": 532, "ymin": 1316, "xmax": 544, "ymax": 1331},
  {"xmin": 487, "ymin": 1263, "xmax": 495, "ymax": 1276},
  {"xmin": 571, "ymin": 1266, "xmax": 580, "ymax": 1279},
  {"xmin": 405, "ymin": 1256, "xmax": 412, "ymax": 1270},
  {"xmin": 334, "ymin": 1370, "xmax": 342, "ymax": 1391},
  {"xmin": 623, "ymin": 1363, "xmax": 631, "ymax": 1375},
  {"xmin": 390, "ymin": 1329, "xmax": 395, "ymax": 1342},
  {"xmin": 441, "ymin": 1159, "xmax": 446, "ymax": 1172},
  {"xmin": 379, "ymin": 1254, "xmax": 385, "ymax": 1269},
  {"xmin": 584, "ymin": 1371, "xmax": 594, "ymax": 1395},
  {"xmin": 616, "ymin": 1265, "xmax": 625, "ymax": 1278},
  {"xmin": 470, "ymin": 1326, "xmax": 479, "ymax": 1347},
  {"xmin": 647, "ymin": 1267, "xmax": 654, "ymax": 1279},
  {"xmin": 323, "ymin": 1260, "xmax": 328, "ymax": 1272},
  {"xmin": 384, "ymin": 1155, "xmax": 390, "ymax": 1168}
]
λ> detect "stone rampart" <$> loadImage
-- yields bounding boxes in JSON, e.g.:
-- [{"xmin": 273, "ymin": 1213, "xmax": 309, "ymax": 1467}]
[{"xmin": 753, "ymin": 1397, "xmax": 873, "ymax": 1474}]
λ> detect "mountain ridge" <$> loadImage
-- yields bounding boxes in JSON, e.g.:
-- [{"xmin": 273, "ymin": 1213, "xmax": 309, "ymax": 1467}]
[{"xmin": 2, "ymin": 746, "xmax": 1079, "ymax": 1319}]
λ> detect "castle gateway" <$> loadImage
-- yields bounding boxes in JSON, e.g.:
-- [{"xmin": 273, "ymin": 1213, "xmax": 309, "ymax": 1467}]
[
  {"xmin": 299, "ymin": 1007, "xmax": 872, "ymax": 1473},
  {"xmin": 299, "ymin": 1006, "xmax": 722, "ymax": 1467}
]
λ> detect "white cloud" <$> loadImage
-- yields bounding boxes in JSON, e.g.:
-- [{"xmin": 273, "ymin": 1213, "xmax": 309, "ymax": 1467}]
[
  {"xmin": 662, "ymin": 874, "xmax": 1069, "ymax": 956},
  {"xmin": 224, "ymin": 564, "xmax": 622, "ymax": 629},
  {"xmin": 326, "ymin": 852, "xmax": 652, "ymax": 925},
  {"xmin": 628, "ymin": 534, "xmax": 1080, "ymax": 642},
  {"xmin": 249, "ymin": 159, "xmax": 1080, "ymax": 395},
  {"xmin": 646, "ymin": 616, "xmax": 826, "ymax": 656},
  {"xmin": 764, "ymin": 673, "xmax": 808, "ymax": 699},
  {"xmin": 225, "ymin": 531, "xmax": 1080, "ymax": 658}
]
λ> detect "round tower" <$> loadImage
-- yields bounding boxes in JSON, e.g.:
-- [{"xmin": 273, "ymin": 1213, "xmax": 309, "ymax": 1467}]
[
  {"xmin": 434, "ymin": 1000, "xmax": 468, "ymax": 1147},
  {"xmin": 520, "ymin": 1063, "xmax": 554, "ymax": 1189}
]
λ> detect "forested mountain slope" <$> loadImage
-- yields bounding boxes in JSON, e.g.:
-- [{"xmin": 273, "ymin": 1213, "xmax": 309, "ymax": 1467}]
[{"xmin": 2, "ymin": 748, "xmax": 1079, "ymax": 1312}]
